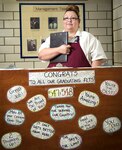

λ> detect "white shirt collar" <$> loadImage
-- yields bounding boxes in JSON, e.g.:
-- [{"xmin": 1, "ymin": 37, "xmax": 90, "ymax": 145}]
[{"xmin": 63, "ymin": 30, "xmax": 81, "ymax": 37}]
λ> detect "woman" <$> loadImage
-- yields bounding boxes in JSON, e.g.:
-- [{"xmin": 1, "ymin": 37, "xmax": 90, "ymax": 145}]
[{"xmin": 38, "ymin": 5, "xmax": 107, "ymax": 68}]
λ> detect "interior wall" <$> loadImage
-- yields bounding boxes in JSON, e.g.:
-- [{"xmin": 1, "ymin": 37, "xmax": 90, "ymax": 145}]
[
  {"xmin": 113, "ymin": 0, "xmax": 122, "ymax": 66},
  {"xmin": 0, "ymin": 0, "xmax": 113, "ymax": 69}
]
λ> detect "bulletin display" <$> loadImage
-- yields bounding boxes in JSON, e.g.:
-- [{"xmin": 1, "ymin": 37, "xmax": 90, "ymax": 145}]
[
  {"xmin": 19, "ymin": 3, "xmax": 85, "ymax": 58},
  {"xmin": 0, "ymin": 67, "xmax": 122, "ymax": 150}
]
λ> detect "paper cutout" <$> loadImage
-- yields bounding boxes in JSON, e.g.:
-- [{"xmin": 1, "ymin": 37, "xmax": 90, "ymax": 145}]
[
  {"xmin": 27, "ymin": 94, "xmax": 46, "ymax": 112},
  {"xmin": 29, "ymin": 70, "xmax": 95, "ymax": 86},
  {"xmin": 50, "ymin": 104, "xmax": 75, "ymax": 121},
  {"xmin": 103, "ymin": 117, "xmax": 121, "ymax": 133},
  {"xmin": 78, "ymin": 114, "xmax": 97, "ymax": 131},
  {"xmin": 31, "ymin": 121, "xmax": 55, "ymax": 140},
  {"xmin": 1, "ymin": 132, "xmax": 22, "ymax": 149},
  {"xmin": 48, "ymin": 86, "xmax": 73, "ymax": 98},
  {"xmin": 7, "ymin": 85, "xmax": 27, "ymax": 103},
  {"xmin": 100, "ymin": 80, "xmax": 119, "ymax": 96},
  {"xmin": 60, "ymin": 133, "xmax": 82, "ymax": 149},
  {"xmin": 78, "ymin": 90, "xmax": 99, "ymax": 107},
  {"xmin": 5, "ymin": 109, "xmax": 25, "ymax": 125}
]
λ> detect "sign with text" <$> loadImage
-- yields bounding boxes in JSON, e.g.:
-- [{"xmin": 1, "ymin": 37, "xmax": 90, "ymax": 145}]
[{"xmin": 29, "ymin": 70, "xmax": 95, "ymax": 86}]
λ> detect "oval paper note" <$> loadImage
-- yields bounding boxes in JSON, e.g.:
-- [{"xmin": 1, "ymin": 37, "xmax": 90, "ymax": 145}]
[
  {"xmin": 100, "ymin": 80, "xmax": 119, "ymax": 96},
  {"xmin": 1, "ymin": 132, "xmax": 22, "ymax": 149},
  {"xmin": 78, "ymin": 90, "xmax": 99, "ymax": 107},
  {"xmin": 50, "ymin": 104, "xmax": 75, "ymax": 121},
  {"xmin": 103, "ymin": 117, "xmax": 121, "ymax": 133},
  {"xmin": 31, "ymin": 121, "xmax": 55, "ymax": 140},
  {"xmin": 78, "ymin": 114, "xmax": 97, "ymax": 131},
  {"xmin": 5, "ymin": 109, "xmax": 25, "ymax": 125},
  {"xmin": 27, "ymin": 94, "xmax": 46, "ymax": 112},
  {"xmin": 7, "ymin": 85, "xmax": 27, "ymax": 103},
  {"xmin": 60, "ymin": 134, "xmax": 82, "ymax": 149}
]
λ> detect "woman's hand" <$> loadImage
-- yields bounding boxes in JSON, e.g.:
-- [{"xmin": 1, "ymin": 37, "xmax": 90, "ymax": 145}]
[{"xmin": 58, "ymin": 44, "xmax": 71, "ymax": 54}]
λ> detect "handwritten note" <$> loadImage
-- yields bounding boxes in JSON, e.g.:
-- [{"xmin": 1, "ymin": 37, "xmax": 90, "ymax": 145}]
[
  {"xmin": 48, "ymin": 86, "xmax": 73, "ymax": 98},
  {"xmin": 103, "ymin": 117, "xmax": 121, "ymax": 133},
  {"xmin": 50, "ymin": 104, "xmax": 75, "ymax": 121},
  {"xmin": 78, "ymin": 90, "xmax": 99, "ymax": 107},
  {"xmin": 60, "ymin": 134, "xmax": 82, "ymax": 149},
  {"xmin": 78, "ymin": 114, "xmax": 97, "ymax": 131},
  {"xmin": 27, "ymin": 94, "xmax": 46, "ymax": 112},
  {"xmin": 1, "ymin": 132, "xmax": 22, "ymax": 149},
  {"xmin": 31, "ymin": 121, "xmax": 55, "ymax": 140},
  {"xmin": 7, "ymin": 85, "xmax": 27, "ymax": 103},
  {"xmin": 29, "ymin": 70, "xmax": 95, "ymax": 86},
  {"xmin": 100, "ymin": 80, "xmax": 119, "ymax": 96},
  {"xmin": 5, "ymin": 109, "xmax": 25, "ymax": 125}
]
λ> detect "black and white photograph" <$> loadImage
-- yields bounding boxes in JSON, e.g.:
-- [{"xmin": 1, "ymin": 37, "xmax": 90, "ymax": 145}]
[
  {"xmin": 27, "ymin": 39, "xmax": 37, "ymax": 51},
  {"xmin": 30, "ymin": 17, "xmax": 40, "ymax": 29},
  {"xmin": 48, "ymin": 17, "xmax": 58, "ymax": 29}
]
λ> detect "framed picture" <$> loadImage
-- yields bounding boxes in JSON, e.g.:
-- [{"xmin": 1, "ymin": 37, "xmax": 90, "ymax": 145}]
[
  {"xmin": 30, "ymin": 17, "xmax": 40, "ymax": 29},
  {"xmin": 48, "ymin": 17, "xmax": 58, "ymax": 29},
  {"xmin": 19, "ymin": 3, "xmax": 85, "ymax": 58},
  {"xmin": 27, "ymin": 39, "xmax": 37, "ymax": 51}
]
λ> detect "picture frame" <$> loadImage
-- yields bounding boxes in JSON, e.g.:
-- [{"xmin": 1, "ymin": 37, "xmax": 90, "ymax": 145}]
[{"xmin": 19, "ymin": 3, "xmax": 85, "ymax": 58}]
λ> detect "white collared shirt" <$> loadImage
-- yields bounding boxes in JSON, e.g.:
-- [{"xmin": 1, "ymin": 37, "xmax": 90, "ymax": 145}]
[{"xmin": 39, "ymin": 30, "xmax": 107, "ymax": 65}]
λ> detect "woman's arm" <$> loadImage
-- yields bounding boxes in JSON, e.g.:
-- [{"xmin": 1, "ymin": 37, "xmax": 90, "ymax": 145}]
[
  {"xmin": 91, "ymin": 59, "xmax": 106, "ymax": 67},
  {"xmin": 38, "ymin": 44, "xmax": 71, "ymax": 61}
]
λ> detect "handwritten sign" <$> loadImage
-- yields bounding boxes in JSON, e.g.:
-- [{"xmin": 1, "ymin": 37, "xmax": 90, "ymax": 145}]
[
  {"xmin": 1, "ymin": 132, "xmax": 22, "ymax": 149},
  {"xmin": 60, "ymin": 134, "xmax": 82, "ymax": 149},
  {"xmin": 103, "ymin": 117, "xmax": 121, "ymax": 133},
  {"xmin": 31, "ymin": 121, "xmax": 55, "ymax": 140},
  {"xmin": 78, "ymin": 90, "xmax": 99, "ymax": 107},
  {"xmin": 78, "ymin": 114, "xmax": 97, "ymax": 131},
  {"xmin": 7, "ymin": 85, "xmax": 27, "ymax": 103},
  {"xmin": 100, "ymin": 80, "xmax": 119, "ymax": 96},
  {"xmin": 27, "ymin": 94, "xmax": 46, "ymax": 112},
  {"xmin": 50, "ymin": 104, "xmax": 75, "ymax": 121},
  {"xmin": 29, "ymin": 70, "xmax": 95, "ymax": 86},
  {"xmin": 48, "ymin": 86, "xmax": 73, "ymax": 98},
  {"xmin": 5, "ymin": 109, "xmax": 25, "ymax": 126}
]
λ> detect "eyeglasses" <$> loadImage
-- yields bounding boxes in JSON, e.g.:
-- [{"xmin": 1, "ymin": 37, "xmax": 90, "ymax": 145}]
[{"xmin": 63, "ymin": 17, "xmax": 79, "ymax": 21}]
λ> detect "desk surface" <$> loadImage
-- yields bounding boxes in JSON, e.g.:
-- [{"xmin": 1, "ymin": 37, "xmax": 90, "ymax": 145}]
[{"xmin": 0, "ymin": 67, "xmax": 122, "ymax": 150}]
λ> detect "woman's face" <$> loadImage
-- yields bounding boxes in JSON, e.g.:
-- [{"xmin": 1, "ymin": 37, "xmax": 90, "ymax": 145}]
[{"xmin": 63, "ymin": 11, "xmax": 80, "ymax": 33}]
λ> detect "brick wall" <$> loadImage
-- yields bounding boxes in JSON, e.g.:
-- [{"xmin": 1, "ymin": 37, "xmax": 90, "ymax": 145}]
[
  {"xmin": 113, "ymin": 0, "xmax": 122, "ymax": 65},
  {"xmin": 0, "ymin": 0, "xmax": 113, "ymax": 69},
  {"xmin": 85, "ymin": 0, "xmax": 113, "ymax": 66}
]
